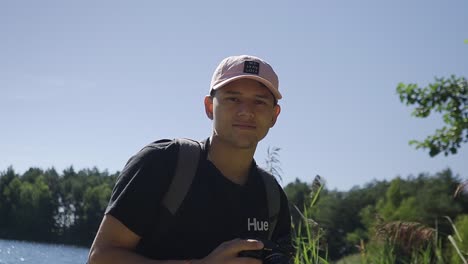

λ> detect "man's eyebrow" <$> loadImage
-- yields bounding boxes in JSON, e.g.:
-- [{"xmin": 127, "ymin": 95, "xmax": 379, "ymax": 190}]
[{"xmin": 255, "ymin": 94, "xmax": 271, "ymax": 100}]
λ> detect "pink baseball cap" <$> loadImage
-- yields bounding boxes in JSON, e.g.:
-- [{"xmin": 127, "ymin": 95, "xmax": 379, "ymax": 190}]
[{"xmin": 210, "ymin": 55, "xmax": 282, "ymax": 100}]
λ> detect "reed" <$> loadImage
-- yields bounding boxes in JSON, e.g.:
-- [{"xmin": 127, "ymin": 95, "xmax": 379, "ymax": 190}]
[{"xmin": 292, "ymin": 175, "xmax": 329, "ymax": 264}]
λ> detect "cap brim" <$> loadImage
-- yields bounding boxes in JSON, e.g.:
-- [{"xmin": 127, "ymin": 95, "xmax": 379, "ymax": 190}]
[{"xmin": 211, "ymin": 75, "xmax": 282, "ymax": 100}]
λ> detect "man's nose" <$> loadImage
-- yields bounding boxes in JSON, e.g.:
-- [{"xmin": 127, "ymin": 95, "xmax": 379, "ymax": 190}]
[{"xmin": 237, "ymin": 102, "xmax": 255, "ymax": 118}]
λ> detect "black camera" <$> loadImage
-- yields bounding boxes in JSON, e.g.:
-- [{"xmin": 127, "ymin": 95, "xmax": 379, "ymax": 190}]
[{"xmin": 238, "ymin": 238, "xmax": 292, "ymax": 264}]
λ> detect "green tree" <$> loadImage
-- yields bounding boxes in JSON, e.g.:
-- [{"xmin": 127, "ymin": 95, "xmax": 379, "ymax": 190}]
[
  {"xmin": 1, "ymin": 174, "xmax": 55, "ymax": 241},
  {"xmin": 0, "ymin": 166, "xmax": 118, "ymax": 245},
  {"xmin": 57, "ymin": 166, "xmax": 115, "ymax": 245},
  {"xmin": 284, "ymin": 178, "xmax": 312, "ymax": 220},
  {"xmin": 397, "ymin": 75, "xmax": 468, "ymax": 157},
  {"xmin": 0, "ymin": 172, "xmax": 22, "ymax": 238},
  {"xmin": 19, "ymin": 176, "xmax": 55, "ymax": 240},
  {"xmin": 0, "ymin": 167, "xmax": 19, "ymax": 236},
  {"xmin": 309, "ymin": 189, "xmax": 344, "ymax": 259},
  {"xmin": 378, "ymin": 177, "xmax": 404, "ymax": 220},
  {"xmin": 375, "ymin": 170, "xmax": 463, "ymax": 234},
  {"xmin": 81, "ymin": 183, "xmax": 113, "ymax": 243}
]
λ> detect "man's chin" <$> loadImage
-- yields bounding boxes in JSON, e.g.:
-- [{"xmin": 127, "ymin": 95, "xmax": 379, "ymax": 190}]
[
  {"xmin": 235, "ymin": 143, "xmax": 257, "ymax": 149},
  {"xmin": 233, "ymin": 138, "xmax": 259, "ymax": 149},
  {"xmin": 213, "ymin": 134, "xmax": 260, "ymax": 149}
]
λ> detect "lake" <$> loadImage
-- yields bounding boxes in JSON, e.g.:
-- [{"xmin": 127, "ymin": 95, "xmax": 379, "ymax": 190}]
[{"xmin": 0, "ymin": 239, "xmax": 89, "ymax": 264}]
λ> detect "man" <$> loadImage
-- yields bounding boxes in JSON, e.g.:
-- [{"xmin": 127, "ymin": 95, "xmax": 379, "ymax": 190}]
[{"xmin": 88, "ymin": 55, "xmax": 293, "ymax": 264}]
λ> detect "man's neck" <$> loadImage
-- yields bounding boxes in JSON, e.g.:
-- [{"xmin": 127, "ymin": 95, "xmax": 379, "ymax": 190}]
[{"xmin": 207, "ymin": 136, "xmax": 256, "ymax": 185}]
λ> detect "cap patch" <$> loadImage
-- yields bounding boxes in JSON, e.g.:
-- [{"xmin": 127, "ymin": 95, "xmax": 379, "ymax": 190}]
[{"xmin": 243, "ymin": 61, "xmax": 260, "ymax": 75}]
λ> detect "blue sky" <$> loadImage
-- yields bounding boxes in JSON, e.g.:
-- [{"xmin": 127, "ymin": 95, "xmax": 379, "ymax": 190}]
[{"xmin": 1, "ymin": 0, "xmax": 467, "ymax": 191}]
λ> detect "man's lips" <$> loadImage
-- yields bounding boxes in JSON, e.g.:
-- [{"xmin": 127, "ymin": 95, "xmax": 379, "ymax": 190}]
[{"xmin": 233, "ymin": 123, "xmax": 256, "ymax": 129}]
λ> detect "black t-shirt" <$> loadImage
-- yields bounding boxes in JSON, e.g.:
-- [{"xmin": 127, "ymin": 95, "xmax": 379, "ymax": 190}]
[{"xmin": 106, "ymin": 138, "xmax": 292, "ymax": 260}]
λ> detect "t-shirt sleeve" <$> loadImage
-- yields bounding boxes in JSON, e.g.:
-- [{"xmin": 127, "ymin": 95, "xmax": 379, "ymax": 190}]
[{"xmin": 105, "ymin": 139, "xmax": 178, "ymax": 237}]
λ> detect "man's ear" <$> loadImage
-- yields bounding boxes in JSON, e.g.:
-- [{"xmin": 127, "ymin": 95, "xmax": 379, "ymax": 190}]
[
  {"xmin": 204, "ymin": 96, "xmax": 214, "ymax": 120},
  {"xmin": 270, "ymin": 104, "xmax": 281, "ymax": 127}
]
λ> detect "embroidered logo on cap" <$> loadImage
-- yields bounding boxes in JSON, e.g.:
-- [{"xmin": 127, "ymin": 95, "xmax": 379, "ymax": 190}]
[{"xmin": 243, "ymin": 61, "xmax": 260, "ymax": 75}]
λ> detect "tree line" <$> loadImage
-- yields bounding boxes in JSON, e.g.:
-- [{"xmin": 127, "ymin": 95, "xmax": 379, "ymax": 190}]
[
  {"xmin": 0, "ymin": 166, "xmax": 118, "ymax": 246},
  {"xmin": 284, "ymin": 168, "xmax": 468, "ymax": 261},
  {"xmin": 1, "ymin": 165, "xmax": 467, "ymax": 261}
]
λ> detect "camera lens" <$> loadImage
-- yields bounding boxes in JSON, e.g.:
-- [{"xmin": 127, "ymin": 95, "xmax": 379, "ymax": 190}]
[{"xmin": 264, "ymin": 252, "xmax": 290, "ymax": 264}]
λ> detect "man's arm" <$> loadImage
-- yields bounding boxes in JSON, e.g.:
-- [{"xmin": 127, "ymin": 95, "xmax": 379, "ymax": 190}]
[
  {"xmin": 88, "ymin": 214, "xmax": 174, "ymax": 264},
  {"xmin": 88, "ymin": 214, "xmax": 264, "ymax": 264}
]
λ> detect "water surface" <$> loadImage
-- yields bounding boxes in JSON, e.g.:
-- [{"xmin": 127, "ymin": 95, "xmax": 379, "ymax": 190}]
[{"xmin": 0, "ymin": 239, "xmax": 88, "ymax": 264}]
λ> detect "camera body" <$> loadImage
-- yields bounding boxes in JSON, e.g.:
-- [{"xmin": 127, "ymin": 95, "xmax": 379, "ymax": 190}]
[{"xmin": 238, "ymin": 238, "xmax": 291, "ymax": 264}]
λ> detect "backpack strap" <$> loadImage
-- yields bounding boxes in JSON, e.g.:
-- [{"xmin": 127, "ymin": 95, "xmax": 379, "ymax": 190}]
[
  {"xmin": 161, "ymin": 138, "xmax": 202, "ymax": 215},
  {"xmin": 258, "ymin": 168, "xmax": 280, "ymax": 240}
]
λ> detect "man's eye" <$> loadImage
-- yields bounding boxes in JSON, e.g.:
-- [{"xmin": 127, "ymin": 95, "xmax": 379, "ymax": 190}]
[
  {"xmin": 227, "ymin": 97, "xmax": 240, "ymax": 102},
  {"xmin": 255, "ymin": 100, "xmax": 267, "ymax": 105}
]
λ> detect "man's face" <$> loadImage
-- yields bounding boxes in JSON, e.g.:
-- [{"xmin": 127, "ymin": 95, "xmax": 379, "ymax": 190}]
[{"xmin": 204, "ymin": 78, "xmax": 281, "ymax": 149}]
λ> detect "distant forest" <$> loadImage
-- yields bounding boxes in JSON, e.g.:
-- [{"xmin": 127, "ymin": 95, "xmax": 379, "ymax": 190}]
[
  {"xmin": 0, "ymin": 166, "xmax": 467, "ymax": 261},
  {"xmin": 0, "ymin": 166, "xmax": 118, "ymax": 246}
]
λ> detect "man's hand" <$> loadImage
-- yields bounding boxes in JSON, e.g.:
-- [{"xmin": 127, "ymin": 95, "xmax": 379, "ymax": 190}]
[{"xmin": 193, "ymin": 238, "xmax": 264, "ymax": 264}]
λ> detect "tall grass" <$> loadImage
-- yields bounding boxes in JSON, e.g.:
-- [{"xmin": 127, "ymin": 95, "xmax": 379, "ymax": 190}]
[
  {"xmin": 446, "ymin": 214, "xmax": 468, "ymax": 264},
  {"xmin": 450, "ymin": 181, "xmax": 468, "ymax": 263},
  {"xmin": 359, "ymin": 219, "xmax": 430, "ymax": 263},
  {"xmin": 292, "ymin": 175, "xmax": 329, "ymax": 264},
  {"xmin": 356, "ymin": 217, "xmax": 467, "ymax": 264},
  {"xmin": 289, "ymin": 178, "xmax": 468, "ymax": 263}
]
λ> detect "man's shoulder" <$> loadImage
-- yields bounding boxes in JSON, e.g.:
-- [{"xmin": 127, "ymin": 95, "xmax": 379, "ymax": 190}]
[
  {"xmin": 255, "ymin": 165, "xmax": 280, "ymax": 186},
  {"xmin": 143, "ymin": 138, "xmax": 177, "ymax": 151},
  {"xmin": 137, "ymin": 138, "xmax": 183, "ymax": 155},
  {"xmin": 122, "ymin": 139, "xmax": 179, "ymax": 169},
  {"xmin": 142, "ymin": 138, "xmax": 205, "ymax": 151},
  {"xmin": 132, "ymin": 138, "xmax": 206, "ymax": 162}
]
